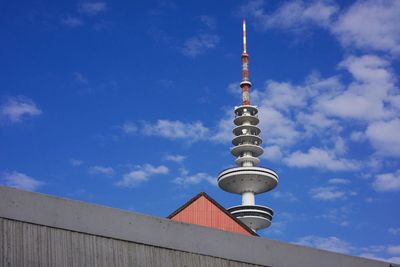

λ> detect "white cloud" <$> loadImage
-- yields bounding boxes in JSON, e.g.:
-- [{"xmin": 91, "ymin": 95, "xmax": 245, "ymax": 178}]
[
  {"xmin": 178, "ymin": 167, "xmax": 189, "ymax": 176},
  {"xmin": 332, "ymin": 0, "xmax": 400, "ymax": 55},
  {"xmin": 319, "ymin": 206, "xmax": 351, "ymax": 226},
  {"xmin": 367, "ymin": 157, "xmax": 383, "ymax": 170},
  {"xmin": 328, "ymin": 178, "xmax": 350, "ymax": 185},
  {"xmin": 260, "ymin": 56, "xmax": 399, "ymax": 161},
  {"xmin": 262, "ymin": 145, "xmax": 283, "ymax": 161},
  {"xmin": 261, "ymin": 80, "xmax": 308, "ymax": 111},
  {"xmin": 1, "ymin": 171, "xmax": 43, "ymax": 191},
  {"xmin": 182, "ymin": 34, "xmax": 220, "ymax": 57},
  {"xmin": 61, "ymin": 16, "xmax": 83, "ymax": 27},
  {"xmin": 142, "ymin": 120, "xmax": 209, "ymax": 142},
  {"xmin": 388, "ymin": 245, "xmax": 400, "ymax": 255},
  {"xmin": 251, "ymin": 75, "xmax": 342, "ymax": 144},
  {"xmin": 284, "ymin": 147, "xmax": 359, "ymax": 171},
  {"xmin": 115, "ymin": 164, "xmax": 169, "ymax": 187},
  {"xmin": 296, "ymin": 112, "xmax": 340, "ymax": 137},
  {"xmin": 366, "ymin": 119, "xmax": 400, "ymax": 157},
  {"xmin": 78, "ymin": 1, "xmax": 108, "ymax": 16},
  {"xmin": 316, "ymin": 55, "xmax": 396, "ymax": 121},
  {"xmin": 258, "ymin": 106, "xmax": 300, "ymax": 146},
  {"xmin": 227, "ymin": 81, "xmax": 241, "ymax": 95},
  {"xmin": 372, "ymin": 170, "xmax": 400, "ymax": 192},
  {"xmin": 239, "ymin": 0, "xmax": 338, "ymax": 32},
  {"xmin": 242, "ymin": 0, "xmax": 400, "ymax": 56},
  {"xmin": 359, "ymin": 245, "xmax": 400, "ymax": 263},
  {"xmin": 333, "ymin": 136, "xmax": 347, "ymax": 155},
  {"xmin": 173, "ymin": 172, "xmax": 216, "ymax": 186},
  {"xmin": 340, "ymin": 55, "xmax": 393, "ymax": 85},
  {"xmin": 211, "ymin": 111, "xmax": 233, "ymax": 144},
  {"xmin": 70, "ymin": 158, "xmax": 84, "ymax": 166},
  {"xmin": 360, "ymin": 245, "xmax": 386, "ymax": 255},
  {"xmin": 350, "ymin": 131, "xmax": 366, "ymax": 142},
  {"xmin": 121, "ymin": 122, "xmax": 137, "ymax": 134},
  {"xmin": 89, "ymin": 165, "xmax": 115, "ymax": 176},
  {"xmin": 294, "ymin": 235, "xmax": 353, "ymax": 254},
  {"xmin": 126, "ymin": 116, "xmax": 229, "ymax": 144},
  {"xmin": 309, "ymin": 186, "xmax": 346, "ymax": 201},
  {"xmin": 164, "ymin": 154, "xmax": 186, "ymax": 163},
  {"xmin": 0, "ymin": 96, "xmax": 42, "ymax": 123},
  {"xmin": 271, "ymin": 191, "xmax": 298, "ymax": 202},
  {"xmin": 389, "ymin": 228, "xmax": 400, "ymax": 236},
  {"xmin": 254, "ymin": 75, "xmax": 331, "ymax": 110}
]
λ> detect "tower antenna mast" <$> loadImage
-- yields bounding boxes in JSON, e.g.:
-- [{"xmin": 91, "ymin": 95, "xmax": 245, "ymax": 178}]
[{"xmin": 240, "ymin": 20, "xmax": 251, "ymax": 106}]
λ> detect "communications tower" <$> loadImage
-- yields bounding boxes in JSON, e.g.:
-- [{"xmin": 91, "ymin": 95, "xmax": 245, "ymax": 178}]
[{"xmin": 217, "ymin": 20, "xmax": 279, "ymax": 232}]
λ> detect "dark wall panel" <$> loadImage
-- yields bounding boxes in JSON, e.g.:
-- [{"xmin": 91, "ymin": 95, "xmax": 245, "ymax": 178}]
[{"xmin": 1, "ymin": 218, "xmax": 262, "ymax": 267}]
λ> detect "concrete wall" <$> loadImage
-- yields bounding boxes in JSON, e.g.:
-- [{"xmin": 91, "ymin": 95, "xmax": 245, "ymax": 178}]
[
  {"xmin": 1, "ymin": 218, "xmax": 260, "ymax": 267},
  {"xmin": 0, "ymin": 186, "xmax": 393, "ymax": 267}
]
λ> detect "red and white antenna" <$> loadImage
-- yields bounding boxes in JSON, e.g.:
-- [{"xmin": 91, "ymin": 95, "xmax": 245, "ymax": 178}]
[{"xmin": 240, "ymin": 19, "xmax": 251, "ymax": 105}]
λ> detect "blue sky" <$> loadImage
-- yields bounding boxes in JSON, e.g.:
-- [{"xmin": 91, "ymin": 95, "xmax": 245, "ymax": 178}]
[{"xmin": 1, "ymin": 0, "xmax": 400, "ymax": 263}]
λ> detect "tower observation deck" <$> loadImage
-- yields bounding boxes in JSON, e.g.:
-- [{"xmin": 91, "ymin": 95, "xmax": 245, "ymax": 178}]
[{"xmin": 217, "ymin": 20, "xmax": 279, "ymax": 232}]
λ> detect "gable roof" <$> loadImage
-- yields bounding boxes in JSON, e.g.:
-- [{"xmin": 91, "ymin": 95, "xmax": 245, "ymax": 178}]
[{"xmin": 168, "ymin": 192, "xmax": 257, "ymax": 236}]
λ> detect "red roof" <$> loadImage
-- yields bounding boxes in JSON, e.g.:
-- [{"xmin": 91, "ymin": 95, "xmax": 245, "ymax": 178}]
[{"xmin": 168, "ymin": 192, "xmax": 257, "ymax": 236}]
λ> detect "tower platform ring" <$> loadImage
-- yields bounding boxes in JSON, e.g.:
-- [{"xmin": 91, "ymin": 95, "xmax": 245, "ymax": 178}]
[
  {"xmin": 231, "ymin": 144, "xmax": 264, "ymax": 157},
  {"xmin": 235, "ymin": 156, "xmax": 260, "ymax": 166},
  {"xmin": 218, "ymin": 166, "xmax": 278, "ymax": 194},
  {"xmin": 233, "ymin": 215, "xmax": 271, "ymax": 231},
  {"xmin": 228, "ymin": 204, "xmax": 273, "ymax": 230},
  {"xmin": 233, "ymin": 125, "xmax": 261, "ymax": 136},
  {"xmin": 234, "ymin": 115, "xmax": 259, "ymax": 126},
  {"xmin": 232, "ymin": 135, "xmax": 262, "ymax": 146},
  {"xmin": 235, "ymin": 105, "xmax": 258, "ymax": 116},
  {"xmin": 240, "ymin": 81, "xmax": 252, "ymax": 87},
  {"xmin": 228, "ymin": 204, "xmax": 274, "ymax": 216}
]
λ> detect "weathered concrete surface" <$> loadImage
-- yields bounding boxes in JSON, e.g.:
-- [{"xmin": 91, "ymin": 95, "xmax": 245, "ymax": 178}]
[
  {"xmin": 0, "ymin": 186, "xmax": 392, "ymax": 267},
  {"xmin": 1, "ymin": 218, "xmax": 261, "ymax": 267}
]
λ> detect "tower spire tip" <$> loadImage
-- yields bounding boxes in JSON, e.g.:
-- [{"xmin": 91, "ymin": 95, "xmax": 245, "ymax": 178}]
[{"xmin": 243, "ymin": 19, "xmax": 247, "ymax": 53}]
